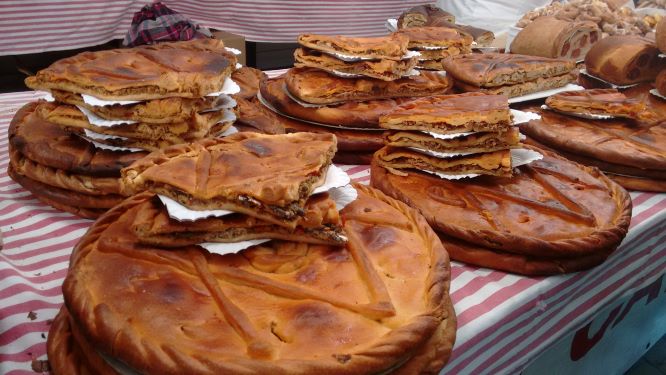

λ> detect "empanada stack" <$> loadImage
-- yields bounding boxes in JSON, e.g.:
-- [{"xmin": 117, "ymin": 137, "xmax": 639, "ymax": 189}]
[
  {"xmin": 9, "ymin": 39, "xmax": 244, "ymax": 218},
  {"xmin": 376, "ymin": 92, "xmax": 521, "ymax": 178}
]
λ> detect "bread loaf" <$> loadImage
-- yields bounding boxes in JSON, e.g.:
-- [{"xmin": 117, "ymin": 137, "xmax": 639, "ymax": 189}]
[
  {"xmin": 585, "ymin": 35, "xmax": 662, "ymax": 85},
  {"xmin": 510, "ymin": 16, "xmax": 600, "ymax": 60}
]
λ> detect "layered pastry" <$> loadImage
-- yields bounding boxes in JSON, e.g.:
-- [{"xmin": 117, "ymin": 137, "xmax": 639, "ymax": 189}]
[
  {"xmin": 260, "ymin": 77, "xmax": 414, "ymax": 128},
  {"xmin": 545, "ymin": 89, "xmax": 657, "ymax": 121},
  {"xmin": 398, "ymin": 4, "xmax": 455, "ymax": 28},
  {"xmin": 121, "ymin": 132, "xmax": 337, "ymax": 227},
  {"xmin": 25, "ymin": 39, "xmax": 238, "ymax": 100},
  {"xmin": 284, "ymin": 67, "xmax": 452, "ymax": 105},
  {"xmin": 58, "ymin": 185, "xmax": 455, "ymax": 374},
  {"xmin": 49, "ymin": 89, "xmax": 234, "ymax": 124},
  {"xmin": 584, "ymin": 36, "xmax": 662, "ymax": 85},
  {"xmin": 371, "ymin": 145, "xmax": 632, "ymax": 261},
  {"xmin": 510, "ymin": 16, "xmax": 600, "ymax": 60},
  {"xmin": 384, "ymin": 128, "xmax": 521, "ymax": 155},
  {"xmin": 9, "ymin": 102, "xmax": 146, "ymax": 177},
  {"xmin": 442, "ymin": 53, "xmax": 576, "ymax": 97},
  {"xmin": 294, "ymin": 48, "xmax": 418, "ymax": 81},
  {"xmin": 34, "ymin": 101, "xmax": 235, "ymax": 151},
  {"xmin": 130, "ymin": 193, "xmax": 346, "ymax": 247},
  {"xmin": 375, "ymin": 146, "xmax": 513, "ymax": 177},
  {"xmin": 297, "ymin": 33, "xmax": 409, "ymax": 60},
  {"xmin": 394, "ymin": 26, "xmax": 473, "ymax": 69},
  {"xmin": 379, "ymin": 93, "xmax": 513, "ymax": 134}
]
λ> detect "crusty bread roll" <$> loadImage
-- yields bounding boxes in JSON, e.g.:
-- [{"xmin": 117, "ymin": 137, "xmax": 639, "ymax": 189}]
[
  {"xmin": 510, "ymin": 16, "xmax": 600, "ymax": 60},
  {"xmin": 585, "ymin": 35, "xmax": 662, "ymax": 85},
  {"xmin": 657, "ymin": 18, "xmax": 666, "ymax": 54}
]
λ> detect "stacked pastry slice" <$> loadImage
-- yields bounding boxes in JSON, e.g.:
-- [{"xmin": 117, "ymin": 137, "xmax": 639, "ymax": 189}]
[
  {"xmin": 376, "ymin": 92, "xmax": 522, "ymax": 178},
  {"xmin": 257, "ymin": 34, "xmax": 454, "ymax": 163},
  {"xmin": 394, "ymin": 26, "xmax": 473, "ymax": 70},
  {"xmin": 24, "ymin": 39, "xmax": 242, "ymax": 153},
  {"xmin": 294, "ymin": 33, "xmax": 418, "ymax": 81},
  {"xmin": 7, "ymin": 102, "xmax": 145, "ymax": 219},
  {"xmin": 442, "ymin": 53, "xmax": 577, "ymax": 98},
  {"xmin": 121, "ymin": 132, "xmax": 352, "ymax": 251}
]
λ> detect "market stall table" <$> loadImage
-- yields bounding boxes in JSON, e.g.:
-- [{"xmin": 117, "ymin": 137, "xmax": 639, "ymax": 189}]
[{"xmin": 0, "ymin": 86, "xmax": 665, "ymax": 374}]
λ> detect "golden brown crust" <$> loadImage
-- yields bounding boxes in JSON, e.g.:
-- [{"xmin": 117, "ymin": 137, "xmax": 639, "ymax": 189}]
[
  {"xmin": 376, "ymin": 146, "xmax": 514, "ymax": 177},
  {"xmin": 294, "ymin": 48, "xmax": 418, "ymax": 82},
  {"xmin": 380, "ymin": 92, "xmax": 512, "ymax": 133},
  {"xmin": 442, "ymin": 53, "xmax": 576, "ymax": 87},
  {"xmin": 439, "ymin": 234, "xmax": 617, "ymax": 276},
  {"xmin": 394, "ymin": 26, "xmax": 472, "ymax": 48},
  {"xmin": 385, "ymin": 128, "xmax": 521, "ymax": 154},
  {"xmin": 8, "ymin": 102, "xmax": 147, "ymax": 177},
  {"xmin": 50, "ymin": 89, "xmax": 232, "ymax": 124},
  {"xmin": 235, "ymin": 97, "xmax": 287, "ymax": 135},
  {"xmin": 510, "ymin": 16, "xmax": 600, "ymax": 59},
  {"xmin": 584, "ymin": 36, "xmax": 662, "ymax": 85},
  {"xmin": 285, "ymin": 67, "xmax": 453, "ymax": 104},
  {"xmin": 545, "ymin": 89, "xmax": 656, "ymax": 121},
  {"xmin": 455, "ymin": 72, "xmax": 576, "ymax": 98},
  {"xmin": 298, "ymin": 33, "xmax": 409, "ymax": 60},
  {"xmin": 47, "ymin": 307, "xmax": 118, "ymax": 375},
  {"xmin": 62, "ymin": 185, "xmax": 452, "ymax": 374},
  {"xmin": 8, "ymin": 165, "xmax": 123, "ymax": 209},
  {"xmin": 25, "ymin": 39, "xmax": 237, "ymax": 100},
  {"xmin": 130, "ymin": 194, "xmax": 346, "ymax": 247},
  {"xmin": 261, "ymin": 77, "xmax": 415, "ymax": 129},
  {"xmin": 370, "ymin": 144, "xmax": 632, "ymax": 258},
  {"xmin": 121, "ymin": 133, "xmax": 336, "ymax": 227},
  {"xmin": 35, "ymin": 101, "xmax": 229, "ymax": 143},
  {"xmin": 520, "ymin": 106, "xmax": 666, "ymax": 171},
  {"xmin": 9, "ymin": 146, "xmax": 122, "ymax": 195},
  {"xmin": 522, "ymin": 135, "xmax": 666, "ymax": 180}
]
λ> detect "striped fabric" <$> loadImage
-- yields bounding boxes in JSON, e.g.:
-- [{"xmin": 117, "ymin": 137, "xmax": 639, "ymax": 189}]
[
  {"xmin": 0, "ymin": 89, "xmax": 665, "ymax": 374},
  {"xmin": 0, "ymin": 0, "xmax": 431, "ymax": 55}
]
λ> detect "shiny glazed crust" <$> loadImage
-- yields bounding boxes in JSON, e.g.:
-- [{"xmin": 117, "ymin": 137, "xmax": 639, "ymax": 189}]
[
  {"xmin": 297, "ymin": 33, "xmax": 409, "ymax": 60},
  {"xmin": 441, "ymin": 53, "xmax": 575, "ymax": 87},
  {"xmin": 584, "ymin": 36, "xmax": 661, "ymax": 85},
  {"xmin": 657, "ymin": 69, "xmax": 666, "ymax": 97},
  {"xmin": 384, "ymin": 128, "xmax": 520, "ymax": 154},
  {"xmin": 261, "ymin": 77, "xmax": 415, "ymax": 128},
  {"xmin": 294, "ymin": 48, "xmax": 418, "ymax": 81},
  {"xmin": 284, "ymin": 67, "xmax": 453, "ymax": 104},
  {"xmin": 121, "ymin": 133, "xmax": 336, "ymax": 227},
  {"xmin": 8, "ymin": 102, "xmax": 146, "ymax": 177},
  {"xmin": 657, "ymin": 19, "xmax": 666, "ymax": 53},
  {"xmin": 25, "ymin": 39, "xmax": 237, "ymax": 100},
  {"xmin": 8, "ymin": 165, "xmax": 123, "ymax": 209},
  {"xmin": 439, "ymin": 234, "xmax": 617, "ymax": 276},
  {"xmin": 370, "ymin": 144, "xmax": 632, "ymax": 258},
  {"xmin": 9, "ymin": 146, "xmax": 122, "ymax": 195},
  {"xmin": 606, "ymin": 173, "xmax": 666, "ymax": 192},
  {"xmin": 62, "ymin": 185, "xmax": 452, "ymax": 374},
  {"xmin": 520, "ymin": 107, "xmax": 666, "ymax": 170}
]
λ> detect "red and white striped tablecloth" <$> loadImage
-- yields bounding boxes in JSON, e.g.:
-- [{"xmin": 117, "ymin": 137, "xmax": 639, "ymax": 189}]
[
  {"xmin": 1, "ymin": 90, "xmax": 665, "ymax": 374},
  {"xmin": 0, "ymin": 0, "xmax": 430, "ymax": 56}
]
